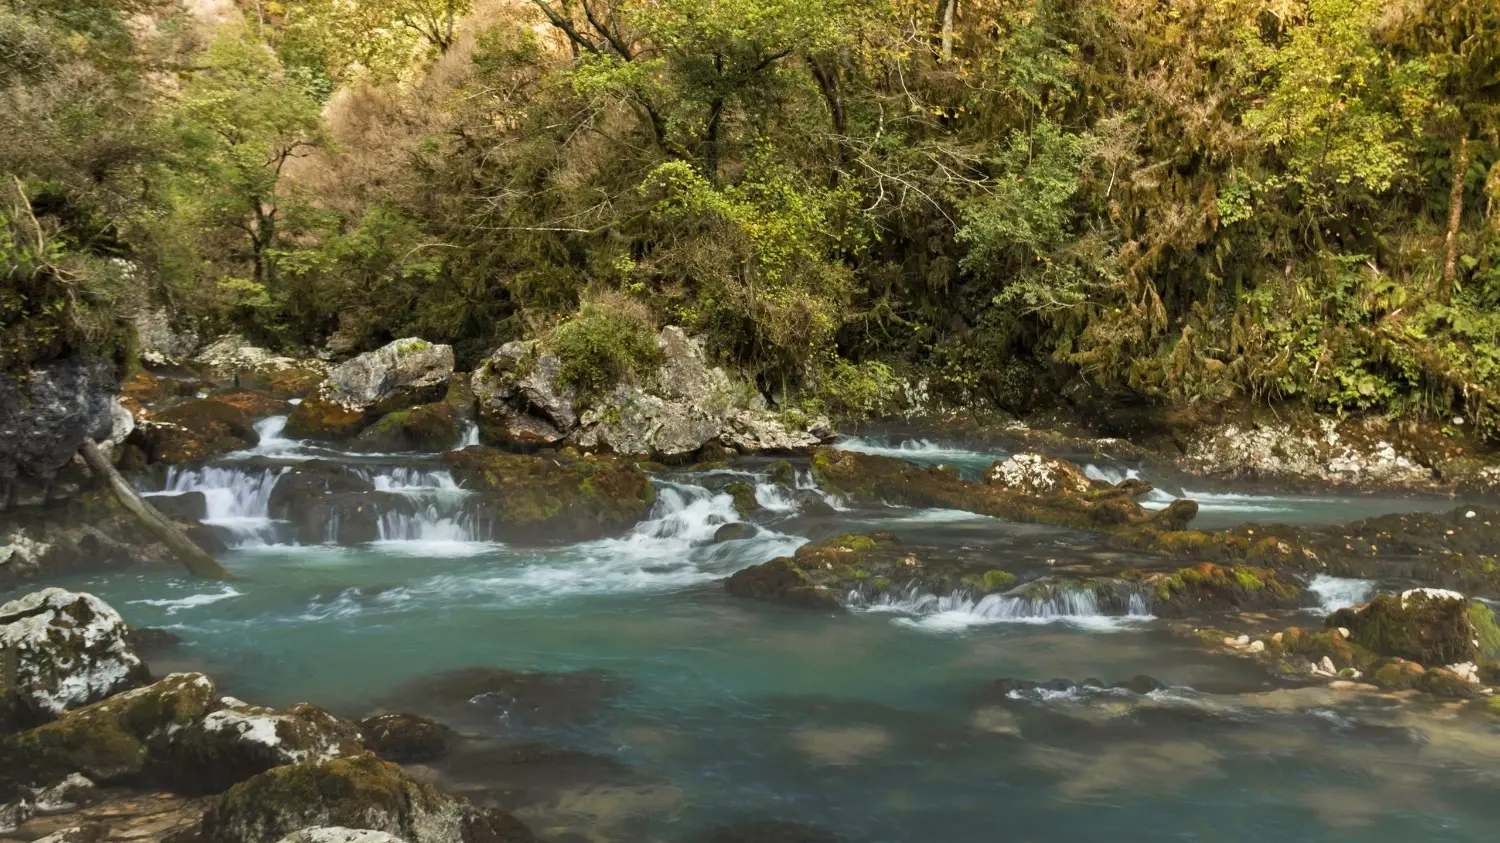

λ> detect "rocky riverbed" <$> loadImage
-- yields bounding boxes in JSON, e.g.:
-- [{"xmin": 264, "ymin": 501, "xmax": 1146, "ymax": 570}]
[{"xmin": 6, "ymin": 332, "xmax": 1500, "ymax": 842}]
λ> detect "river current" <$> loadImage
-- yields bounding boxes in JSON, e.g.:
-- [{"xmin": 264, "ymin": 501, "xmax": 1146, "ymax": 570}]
[{"xmin": 7, "ymin": 423, "xmax": 1499, "ymax": 842}]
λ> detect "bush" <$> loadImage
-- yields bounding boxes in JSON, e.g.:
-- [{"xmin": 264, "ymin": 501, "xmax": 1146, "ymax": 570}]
[{"xmin": 550, "ymin": 292, "xmax": 661, "ymax": 396}]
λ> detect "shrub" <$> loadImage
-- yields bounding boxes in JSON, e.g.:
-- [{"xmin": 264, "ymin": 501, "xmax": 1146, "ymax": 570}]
[{"xmin": 550, "ymin": 292, "xmax": 661, "ymax": 396}]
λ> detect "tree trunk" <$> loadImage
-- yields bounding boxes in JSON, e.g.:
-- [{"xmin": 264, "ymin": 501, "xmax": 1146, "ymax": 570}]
[
  {"xmin": 78, "ymin": 439, "xmax": 233, "ymax": 580},
  {"xmin": 1441, "ymin": 135, "xmax": 1470, "ymax": 302},
  {"xmin": 941, "ymin": 0, "xmax": 956, "ymax": 60}
]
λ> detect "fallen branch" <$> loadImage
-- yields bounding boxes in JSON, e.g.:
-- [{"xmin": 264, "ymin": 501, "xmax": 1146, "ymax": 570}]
[{"xmin": 78, "ymin": 438, "xmax": 233, "ymax": 580}]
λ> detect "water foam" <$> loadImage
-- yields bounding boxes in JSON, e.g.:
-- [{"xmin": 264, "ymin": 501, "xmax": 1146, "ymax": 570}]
[
  {"xmin": 1308, "ymin": 574, "xmax": 1377, "ymax": 612},
  {"xmin": 854, "ymin": 582, "xmax": 1154, "ymax": 632},
  {"xmin": 128, "ymin": 584, "xmax": 244, "ymax": 614},
  {"xmin": 150, "ymin": 465, "xmax": 286, "ymax": 547}
]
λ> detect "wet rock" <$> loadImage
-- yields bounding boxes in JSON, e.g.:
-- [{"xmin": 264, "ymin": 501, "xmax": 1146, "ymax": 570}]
[
  {"xmin": 276, "ymin": 829, "xmax": 408, "ymax": 843},
  {"xmin": 698, "ymin": 820, "xmax": 848, "ymax": 843},
  {"xmin": 151, "ymin": 491, "xmax": 209, "ymax": 522},
  {"xmin": 1111, "ymin": 675, "xmax": 1167, "ymax": 694},
  {"xmin": 809, "ymin": 448, "xmax": 1175, "ymax": 534},
  {"xmin": 208, "ymin": 389, "xmax": 293, "ymax": 419},
  {"xmin": 1369, "ymin": 658, "xmax": 1425, "ymax": 689},
  {"xmin": 0, "ymin": 356, "xmax": 115, "ymax": 503},
  {"xmin": 32, "ymin": 774, "xmax": 101, "ymax": 815},
  {"xmin": 1275, "ymin": 626, "xmax": 1360, "ymax": 672},
  {"xmin": 984, "ymin": 453, "xmax": 1091, "ymax": 495},
  {"xmin": 714, "ymin": 523, "xmax": 755, "ymax": 543},
  {"xmin": 168, "ymin": 699, "xmax": 365, "ymax": 795},
  {"xmin": 358, "ymin": 714, "xmax": 450, "ymax": 763},
  {"xmin": 1141, "ymin": 563, "xmax": 1306, "ymax": 617},
  {"xmin": 1, "ymin": 673, "xmax": 217, "ymax": 788},
  {"xmin": 283, "ymin": 396, "xmax": 371, "ymax": 441},
  {"xmin": 1414, "ymin": 667, "xmax": 1480, "ymax": 699},
  {"xmin": 725, "ymin": 482, "xmax": 758, "ymax": 518},
  {"xmin": 267, "ymin": 463, "xmax": 375, "ymax": 520},
  {"xmin": 130, "ymin": 398, "xmax": 260, "ymax": 464},
  {"xmin": 291, "ymin": 492, "xmax": 414, "ymax": 546},
  {"xmin": 351, "ymin": 404, "xmax": 461, "ymax": 454},
  {"xmin": 0, "ymin": 589, "xmax": 148, "ymax": 733},
  {"xmin": 724, "ymin": 534, "xmax": 910, "ymax": 610},
  {"xmin": 199, "ymin": 754, "xmax": 535, "ymax": 843},
  {"xmin": 194, "ymin": 336, "xmax": 327, "ymax": 398},
  {"xmin": 1327, "ymin": 590, "xmax": 1476, "ymax": 666},
  {"xmin": 378, "ymin": 668, "xmax": 620, "ymax": 730},
  {"xmin": 768, "ymin": 460, "xmax": 796, "ymax": 487},
  {"xmin": 442, "ymin": 447, "xmax": 654, "ymax": 542}
]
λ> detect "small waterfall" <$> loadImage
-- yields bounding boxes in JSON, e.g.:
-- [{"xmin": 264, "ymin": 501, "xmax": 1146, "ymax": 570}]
[
  {"xmin": 364, "ymin": 467, "xmax": 465, "ymax": 493},
  {"xmin": 1308, "ymin": 574, "xmax": 1376, "ymax": 612},
  {"xmin": 793, "ymin": 470, "xmax": 848, "ymax": 511},
  {"xmin": 853, "ymin": 579, "xmax": 1154, "ymax": 631},
  {"xmin": 459, "ymin": 421, "xmax": 481, "ymax": 448},
  {"xmin": 246, "ymin": 416, "xmax": 303, "ymax": 457},
  {"xmin": 754, "ymin": 482, "xmax": 800, "ymax": 513},
  {"xmin": 377, "ymin": 505, "xmax": 493, "ymax": 544},
  {"xmin": 150, "ymin": 465, "xmax": 285, "ymax": 547}
]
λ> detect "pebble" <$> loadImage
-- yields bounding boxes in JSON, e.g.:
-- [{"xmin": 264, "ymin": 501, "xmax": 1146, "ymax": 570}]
[
  {"xmin": 1337, "ymin": 627, "xmax": 1350, "ymax": 639},
  {"xmin": 1235, "ymin": 634, "xmax": 1250, "ymax": 645},
  {"xmin": 1247, "ymin": 640, "xmax": 1265, "ymax": 653},
  {"xmin": 1320, "ymin": 656, "xmax": 1337, "ymax": 675}
]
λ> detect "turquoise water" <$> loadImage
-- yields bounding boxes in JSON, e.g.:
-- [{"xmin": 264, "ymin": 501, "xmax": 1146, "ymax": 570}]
[{"xmin": 7, "ymin": 432, "xmax": 1500, "ymax": 842}]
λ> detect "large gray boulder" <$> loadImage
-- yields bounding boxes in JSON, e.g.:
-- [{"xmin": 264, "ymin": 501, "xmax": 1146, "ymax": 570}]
[
  {"xmin": 470, "ymin": 327, "xmax": 828, "ymax": 458},
  {"xmin": 321, "ymin": 339, "xmax": 454, "ymax": 416},
  {"xmin": 0, "ymin": 357, "xmax": 115, "ymax": 506},
  {"xmin": 0, "ymin": 589, "xmax": 147, "ymax": 732}
]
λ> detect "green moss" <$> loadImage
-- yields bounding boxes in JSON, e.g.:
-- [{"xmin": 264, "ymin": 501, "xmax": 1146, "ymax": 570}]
[
  {"xmin": 1468, "ymin": 601, "xmax": 1500, "ymax": 659},
  {"xmin": 962, "ymin": 569, "xmax": 1018, "ymax": 594},
  {"xmin": 768, "ymin": 460, "xmax": 796, "ymax": 486},
  {"xmin": 1234, "ymin": 570, "xmax": 1265, "ymax": 591},
  {"xmin": 726, "ymin": 481, "xmax": 759, "ymax": 518}
]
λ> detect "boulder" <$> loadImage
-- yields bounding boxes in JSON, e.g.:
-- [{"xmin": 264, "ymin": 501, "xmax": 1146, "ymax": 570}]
[
  {"xmin": 1142, "ymin": 563, "xmax": 1305, "ymax": 617},
  {"xmin": 323, "ymin": 340, "xmax": 453, "ymax": 416},
  {"xmin": 208, "ymin": 389, "xmax": 294, "ymax": 419},
  {"xmin": 283, "ymin": 396, "xmax": 372, "ymax": 442},
  {"xmin": 442, "ymin": 447, "xmax": 654, "ymax": 542},
  {"xmin": 199, "ymin": 754, "xmax": 535, "ymax": 843},
  {"xmin": 0, "ymin": 357, "xmax": 115, "ymax": 502},
  {"xmin": 1, "ymin": 672, "xmax": 217, "ymax": 788},
  {"xmin": 1327, "ymin": 589, "xmax": 1476, "ymax": 666},
  {"xmin": 290, "ymin": 492, "xmax": 415, "ymax": 546},
  {"xmin": 985, "ymin": 453, "xmax": 1092, "ymax": 495},
  {"xmin": 358, "ymin": 714, "xmax": 450, "ymax": 763},
  {"xmin": 352, "ymin": 404, "xmax": 461, "ymax": 454},
  {"xmin": 32, "ymin": 772, "xmax": 101, "ymax": 814},
  {"xmin": 714, "ymin": 523, "xmax": 756, "ymax": 543},
  {"xmin": 130, "ymin": 398, "xmax": 260, "ymax": 464},
  {"xmin": 267, "ymin": 462, "xmax": 375, "ymax": 519},
  {"xmin": 719, "ymin": 409, "xmax": 829, "ymax": 453},
  {"xmin": 574, "ymin": 387, "xmax": 724, "ymax": 460},
  {"xmin": 194, "ymin": 336, "xmax": 327, "ymax": 398},
  {"xmin": 150, "ymin": 491, "xmax": 209, "ymax": 522},
  {"xmin": 471, "ymin": 341, "xmax": 577, "ymax": 448},
  {"xmin": 168, "ymin": 699, "xmax": 365, "ymax": 795},
  {"xmin": 133, "ymin": 307, "xmax": 201, "ymax": 363},
  {"xmin": 0, "ymin": 589, "xmax": 148, "ymax": 733}
]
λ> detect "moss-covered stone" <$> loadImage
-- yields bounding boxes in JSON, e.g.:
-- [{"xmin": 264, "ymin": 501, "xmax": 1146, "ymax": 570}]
[
  {"xmin": 1, "ymin": 673, "xmax": 218, "ymax": 789},
  {"xmin": 283, "ymin": 396, "xmax": 370, "ymax": 441},
  {"xmin": 725, "ymin": 481, "xmax": 759, "ymax": 518},
  {"xmin": 962, "ymin": 570, "xmax": 1017, "ymax": 594},
  {"xmin": 1327, "ymin": 591, "xmax": 1476, "ymax": 666},
  {"xmin": 130, "ymin": 398, "xmax": 260, "ymax": 464},
  {"xmin": 207, "ymin": 389, "xmax": 293, "ymax": 418},
  {"xmin": 352, "ymin": 403, "xmax": 462, "ymax": 453},
  {"xmin": 441, "ymin": 447, "xmax": 655, "ymax": 542},
  {"xmin": 1132, "ymin": 563, "xmax": 1305, "ymax": 617},
  {"xmin": 1414, "ymin": 667, "xmax": 1480, "ymax": 699},
  {"xmin": 1369, "ymin": 658, "xmax": 1425, "ymax": 690},
  {"xmin": 200, "ymin": 753, "xmax": 534, "ymax": 843},
  {"xmin": 358, "ymin": 714, "xmax": 451, "ymax": 763},
  {"xmin": 1276, "ymin": 626, "xmax": 1361, "ymax": 670},
  {"xmin": 767, "ymin": 460, "xmax": 796, "ymax": 487},
  {"xmin": 167, "ymin": 700, "xmax": 365, "ymax": 795},
  {"xmin": 1467, "ymin": 601, "xmax": 1500, "ymax": 659}
]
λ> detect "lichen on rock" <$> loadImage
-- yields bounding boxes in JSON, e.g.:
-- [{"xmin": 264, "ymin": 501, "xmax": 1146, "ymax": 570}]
[{"xmin": 441, "ymin": 447, "xmax": 654, "ymax": 542}]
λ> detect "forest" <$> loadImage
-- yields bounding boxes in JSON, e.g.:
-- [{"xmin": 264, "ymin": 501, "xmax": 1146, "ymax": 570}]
[{"xmin": 4, "ymin": 0, "xmax": 1499, "ymax": 427}]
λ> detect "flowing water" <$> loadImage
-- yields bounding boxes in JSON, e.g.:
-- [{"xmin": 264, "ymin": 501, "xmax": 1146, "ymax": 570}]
[{"xmin": 11, "ymin": 433, "xmax": 1500, "ymax": 841}]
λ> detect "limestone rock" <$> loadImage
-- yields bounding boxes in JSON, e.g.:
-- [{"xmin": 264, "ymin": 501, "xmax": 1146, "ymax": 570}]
[
  {"xmin": 32, "ymin": 774, "xmax": 101, "ymax": 815},
  {"xmin": 0, "ymin": 357, "xmax": 115, "ymax": 500},
  {"xmin": 985, "ymin": 453, "xmax": 1092, "ymax": 495},
  {"xmin": 129, "ymin": 398, "xmax": 260, "ymax": 464},
  {"xmin": 471, "ymin": 341, "xmax": 577, "ymax": 447},
  {"xmin": 323, "ymin": 339, "xmax": 453, "ymax": 416},
  {"xmin": 1327, "ymin": 590, "xmax": 1475, "ymax": 666},
  {"xmin": 169, "ymin": 698, "xmax": 365, "ymax": 795},
  {"xmin": 194, "ymin": 336, "xmax": 327, "ymax": 398},
  {"xmin": 0, "ymin": 589, "xmax": 147, "ymax": 733},
  {"xmin": 351, "ymin": 403, "xmax": 461, "ymax": 454},
  {"xmin": 133, "ymin": 307, "xmax": 200, "ymax": 363},
  {"xmin": 200, "ymin": 754, "xmax": 535, "ymax": 843},
  {"xmin": 277, "ymin": 829, "xmax": 409, "ymax": 843}
]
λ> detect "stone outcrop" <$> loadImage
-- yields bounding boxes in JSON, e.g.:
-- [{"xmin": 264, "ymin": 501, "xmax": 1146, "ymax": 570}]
[
  {"xmin": 985, "ymin": 453, "xmax": 1092, "ymax": 495},
  {"xmin": 286, "ymin": 339, "xmax": 454, "ymax": 441},
  {"xmin": 127, "ymin": 397, "xmax": 260, "ymax": 464},
  {"xmin": 199, "ymin": 754, "xmax": 535, "ymax": 843},
  {"xmin": 1327, "ymin": 589, "xmax": 1477, "ymax": 666},
  {"xmin": 0, "ymin": 356, "xmax": 116, "ymax": 509},
  {"xmin": 471, "ymin": 327, "xmax": 829, "ymax": 459},
  {"xmin": 442, "ymin": 447, "xmax": 655, "ymax": 542},
  {"xmin": 169, "ymin": 699, "xmax": 366, "ymax": 794},
  {"xmin": 0, "ymin": 589, "xmax": 147, "ymax": 733},
  {"xmin": 194, "ymin": 336, "xmax": 327, "ymax": 398},
  {"xmin": 133, "ymin": 307, "xmax": 201, "ymax": 364}
]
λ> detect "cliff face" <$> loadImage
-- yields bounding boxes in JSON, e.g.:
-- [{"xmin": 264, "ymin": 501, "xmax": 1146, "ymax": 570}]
[{"xmin": 0, "ymin": 356, "xmax": 117, "ymax": 509}]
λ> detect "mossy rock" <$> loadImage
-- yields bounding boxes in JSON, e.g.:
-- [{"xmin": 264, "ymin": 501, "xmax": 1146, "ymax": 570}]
[
  {"xmin": 260, "ymin": 365, "xmax": 326, "ymax": 399},
  {"xmin": 442, "ymin": 447, "xmax": 655, "ymax": 542},
  {"xmin": 723, "ymin": 558, "xmax": 841, "ymax": 610},
  {"xmin": 208, "ymin": 389, "xmax": 293, "ymax": 418},
  {"xmin": 284, "ymin": 396, "xmax": 370, "ymax": 441},
  {"xmin": 961, "ymin": 570, "xmax": 1017, "ymax": 594},
  {"xmin": 1467, "ymin": 601, "xmax": 1500, "ymax": 660},
  {"xmin": 1139, "ymin": 563, "xmax": 1304, "ymax": 617},
  {"xmin": 1277, "ymin": 627, "xmax": 1361, "ymax": 670},
  {"xmin": 168, "ymin": 700, "xmax": 365, "ymax": 795},
  {"xmin": 767, "ymin": 460, "xmax": 796, "ymax": 487},
  {"xmin": 131, "ymin": 398, "xmax": 260, "ymax": 464},
  {"xmin": 1369, "ymin": 658, "xmax": 1425, "ymax": 690},
  {"xmin": 725, "ymin": 481, "xmax": 759, "ymax": 518},
  {"xmin": 352, "ymin": 403, "xmax": 461, "ymax": 453},
  {"xmin": 1, "ymin": 673, "xmax": 218, "ymax": 789},
  {"xmin": 714, "ymin": 522, "xmax": 756, "ymax": 543},
  {"xmin": 201, "ymin": 753, "xmax": 535, "ymax": 843},
  {"xmin": 358, "ymin": 714, "xmax": 451, "ymax": 763},
  {"xmin": 1414, "ymin": 667, "xmax": 1480, "ymax": 699},
  {"xmin": 1327, "ymin": 591, "xmax": 1476, "ymax": 666}
]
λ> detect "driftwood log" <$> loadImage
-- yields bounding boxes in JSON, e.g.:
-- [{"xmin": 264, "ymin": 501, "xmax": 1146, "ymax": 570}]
[{"xmin": 78, "ymin": 438, "xmax": 232, "ymax": 580}]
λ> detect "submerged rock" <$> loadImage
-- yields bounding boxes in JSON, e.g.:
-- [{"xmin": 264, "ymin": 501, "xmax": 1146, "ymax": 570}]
[
  {"xmin": 200, "ymin": 754, "xmax": 535, "ymax": 843},
  {"xmin": 267, "ymin": 462, "xmax": 376, "ymax": 520},
  {"xmin": 442, "ymin": 447, "xmax": 654, "ymax": 542},
  {"xmin": 1327, "ymin": 590, "xmax": 1476, "ymax": 666},
  {"xmin": 358, "ymin": 714, "xmax": 451, "ymax": 763},
  {"xmin": 378, "ymin": 667, "xmax": 621, "ymax": 730},
  {"xmin": 0, "ymin": 589, "xmax": 148, "ymax": 733},
  {"xmin": 699, "ymin": 820, "xmax": 848, "ymax": 843}
]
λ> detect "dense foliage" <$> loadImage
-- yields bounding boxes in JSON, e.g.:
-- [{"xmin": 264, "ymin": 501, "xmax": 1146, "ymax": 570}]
[{"xmin": 4, "ymin": 0, "xmax": 1499, "ymax": 427}]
